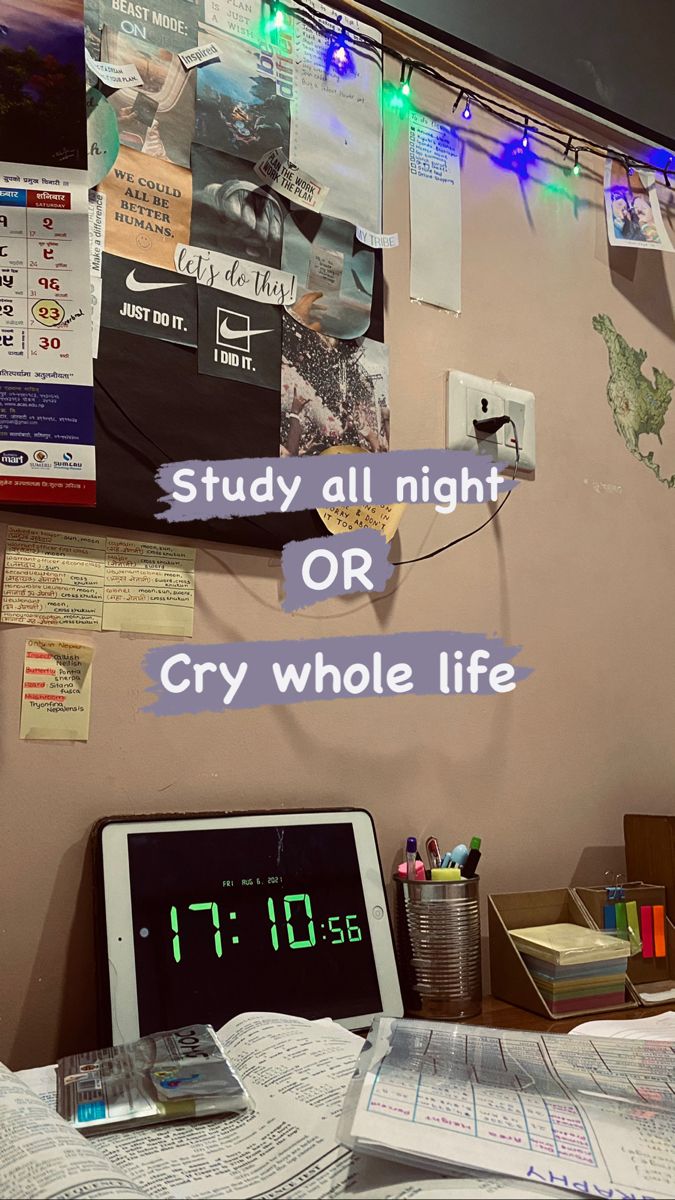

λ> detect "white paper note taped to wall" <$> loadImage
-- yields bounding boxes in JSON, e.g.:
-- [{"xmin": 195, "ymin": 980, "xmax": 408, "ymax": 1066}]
[
  {"xmin": 356, "ymin": 227, "xmax": 399, "ymax": 249},
  {"xmin": 289, "ymin": 0, "xmax": 383, "ymax": 232},
  {"xmin": 174, "ymin": 243, "xmax": 297, "ymax": 305},
  {"xmin": 20, "ymin": 639, "xmax": 93, "ymax": 741},
  {"xmin": 409, "ymin": 112, "xmax": 462, "ymax": 312},
  {"xmin": 179, "ymin": 43, "xmax": 221, "ymax": 70},
  {"xmin": 254, "ymin": 148, "xmax": 329, "ymax": 212},
  {"xmin": 87, "ymin": 142, "xmax": 107, "ymax": 355},
  {"xmin": 88, "ymin": 194, "xmax": 106, "ymax": 279},
  {"xmin": 85, "ymin": 48, "xmax": 143, "ymax": 90}
]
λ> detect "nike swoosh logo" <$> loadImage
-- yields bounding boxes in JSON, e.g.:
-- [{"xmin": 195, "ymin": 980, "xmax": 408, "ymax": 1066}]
[
  {"xmin": 219, "ymin": 320, "xmax": 273, "ymax": 340},
  {"xmin": 126, "ymin": 269, "xmax": 186, "ymax": 293}
]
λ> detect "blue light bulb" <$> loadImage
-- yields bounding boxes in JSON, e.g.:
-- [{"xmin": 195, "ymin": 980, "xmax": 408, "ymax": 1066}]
[
  {"xmin": 462, "ymin": 100, "xmax": 471, "ymax": 120},
  {"xmin": 326, "ymin": 31, "xmax": 354, "ymax": 76}
]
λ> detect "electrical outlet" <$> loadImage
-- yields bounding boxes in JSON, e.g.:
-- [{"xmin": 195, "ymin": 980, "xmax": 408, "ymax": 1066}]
[
  {"xmin": 446, "ymin": 371, "xmax": 536, "ymax": 474},
  {"xmin": 505, "ymin": 399, "xmax": 526, "ymax": 452},
  {"xmin": 465, "ymin": 386, "xmax": 505, "ymax": 443}
]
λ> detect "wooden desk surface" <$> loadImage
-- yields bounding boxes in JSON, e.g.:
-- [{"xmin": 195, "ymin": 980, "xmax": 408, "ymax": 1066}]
[{"xmin": 467, "ymin": 995, "xmax": 675, "ymax": 1034}]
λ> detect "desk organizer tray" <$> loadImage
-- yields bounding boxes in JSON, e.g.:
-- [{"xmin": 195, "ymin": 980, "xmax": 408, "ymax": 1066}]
[
  {"xmin": 488, "ymin": 888, "xmax": 637, "ymax": 1020},
  {"xmin": 574, "ymin": 882, "xmax": 675, "ymax": 1006}
]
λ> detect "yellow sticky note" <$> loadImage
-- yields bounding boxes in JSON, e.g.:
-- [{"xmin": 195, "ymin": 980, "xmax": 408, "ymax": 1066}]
[
  {"xmin": 317, "ymin": 446, "xmax": 405, "ymax": 543},
  {"xmin": 1, "ymin": 525, "xmax": 105, "ymax": 630},
  {"xmin": 102, "ymin": 537, "xmax": 196, "ymax": 637},
  {"xmin": 20, "ymin": 639, "xmax": 93, "ymax": 742}
]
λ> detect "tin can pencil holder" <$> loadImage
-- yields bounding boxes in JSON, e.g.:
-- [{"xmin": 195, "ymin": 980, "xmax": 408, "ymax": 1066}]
[{"xmin": 394, "ymin": 875, "xmax": 482, "ymax": 1020}]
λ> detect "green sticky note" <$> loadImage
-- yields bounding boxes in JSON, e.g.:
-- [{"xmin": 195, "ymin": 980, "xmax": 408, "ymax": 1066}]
[
  {"xmin": 626, "ymin": 900, "xmax": 640, "ymax": 954},
  {"xmin": 615, "ymin": 902, "xmax": 628, "ymax": 931}
]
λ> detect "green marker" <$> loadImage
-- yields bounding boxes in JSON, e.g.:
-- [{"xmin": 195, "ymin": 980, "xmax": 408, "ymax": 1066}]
[{"xmin": 461, "ymin": 837, "xmax": 482, "ymax": 878}]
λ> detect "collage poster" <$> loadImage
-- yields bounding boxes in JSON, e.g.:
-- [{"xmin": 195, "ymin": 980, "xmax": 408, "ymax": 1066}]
[{"xmin": 1, "ymin": 0, "xmax": 388, "ymax": 521}]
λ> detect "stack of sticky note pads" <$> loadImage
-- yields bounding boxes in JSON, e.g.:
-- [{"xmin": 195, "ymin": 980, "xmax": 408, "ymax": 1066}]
[{"xmin": 510, "ymin": 923, "xmax": 629, "ymax": 1015}]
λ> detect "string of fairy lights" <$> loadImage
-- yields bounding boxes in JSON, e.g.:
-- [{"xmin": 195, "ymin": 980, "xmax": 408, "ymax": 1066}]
[{"xmin": 262, "ymin": 0, "xmax": 674, "ymax": 186}]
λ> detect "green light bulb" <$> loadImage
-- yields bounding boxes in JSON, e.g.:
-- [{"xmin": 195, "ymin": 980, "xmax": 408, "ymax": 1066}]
[
  {"xmin": 573, "ymin": 162, "xmax": 580, "ymax": 176},
  {"xmin": 401, "ymin": 81, "xmax": 410, "ymax": 96},
  {"xmin": 265, "ymin": 3, "xmax": 284, "ymax": 32}
]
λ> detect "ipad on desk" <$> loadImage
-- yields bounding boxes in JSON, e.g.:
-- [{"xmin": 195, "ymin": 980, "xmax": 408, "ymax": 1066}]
[{"xmin": 97, "ymin": 808, "xmax": 402, "ymax": 1043}]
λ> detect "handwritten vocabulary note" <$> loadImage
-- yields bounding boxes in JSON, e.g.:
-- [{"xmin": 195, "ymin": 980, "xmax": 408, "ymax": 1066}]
[
  {"xmin": 20, "ymin": 639, "xmax": 93, "ymax": 741},
  {"xmin": 2, "ymin": 526, "xmax": 195, "ymax": 637},
  {"xmin": 1, "ymin": 526, "xmax": 105, "ymax": 629},
  {"xmin": 103, "ymin": 538, "xmax": 196, "ymax": 637}
]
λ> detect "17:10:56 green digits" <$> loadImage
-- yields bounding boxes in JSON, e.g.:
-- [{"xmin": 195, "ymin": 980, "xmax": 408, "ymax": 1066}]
[{"xmin": 169, "ymin": 892, "xmax": 362, "ymax": 963}]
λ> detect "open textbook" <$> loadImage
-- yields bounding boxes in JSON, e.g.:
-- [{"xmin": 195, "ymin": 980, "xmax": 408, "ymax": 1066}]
[
  {"xmin": 2, "ymin": 1012, "xmax": 567, "ymax": 1200},
  {"xmin": 339, "ymin": 1016, "xmax": 675, "ymax": 1199}
]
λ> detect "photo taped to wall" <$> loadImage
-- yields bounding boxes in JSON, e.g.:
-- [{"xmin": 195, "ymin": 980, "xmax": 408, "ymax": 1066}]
[
  {"xmin": 281, "ymin": 316, "xmax": 389, "ymax": 457},
  {"xmin": 197, "ymin": 286, "xmax": 281, "ymax": 390},
  {"xmin": 100, "ymin": 25, "xmax": 196, "ymax": 168},
  {"xmin": 194, "ymin": 23, "xmax": 291, "ymax": 163},
  {"xmin": 99, "ymin": 0, "xmax": 197, "ymax": 52},
  {"xmin": 98, "ymin": 145, "xmax": 192, "ymax": 271},
  {"xmin": 100, "ymin": 252, "xmax": 197, "ymax": 346},
  {"xmin": 282, "ymin": 207, "xmax": 375, "ymax": 340},
  {"xmin": 190, "ymin": 144, "xmax": 286, "ymax": 266},
  {"xmin": 604, "ymin": 158, "xmax": 674, "ymax": 252}
]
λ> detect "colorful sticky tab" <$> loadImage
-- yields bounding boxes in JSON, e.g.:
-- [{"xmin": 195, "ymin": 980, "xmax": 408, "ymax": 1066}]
[
  {"xmin": 626, "ymin": 900, "xmax": 640, "ymax": 954},
  {"xmin": 653, "ymin": 905, "xmax": 666, "ymax": 958},
  {"xmin": 603, "ymin": 903, "xmax": 617, "ymax": 930},
  {"xmin": 615, "ymin": 902, "xmax": 627, "ymax": 931},
  {"xmin": 640, "ymin": 904, "xmax": 654, "ymax": 958}
]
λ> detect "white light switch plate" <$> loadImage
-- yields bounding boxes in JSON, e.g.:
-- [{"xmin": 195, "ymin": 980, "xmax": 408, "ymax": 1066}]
[{"xmin": 446, "ymin": 370, "xmax": 536, "ymax": 473}]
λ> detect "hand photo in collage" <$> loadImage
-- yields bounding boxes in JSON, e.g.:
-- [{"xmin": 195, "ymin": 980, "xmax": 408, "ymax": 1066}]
[{"xmin": 102, "ymin": 29, "xmax": 196, "ymax": 168}]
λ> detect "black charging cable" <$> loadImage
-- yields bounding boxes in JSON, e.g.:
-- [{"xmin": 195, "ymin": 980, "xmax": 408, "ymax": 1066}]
[{"xmin": 392, "ymin": 416, "xmax": 520, "ymax": 566}]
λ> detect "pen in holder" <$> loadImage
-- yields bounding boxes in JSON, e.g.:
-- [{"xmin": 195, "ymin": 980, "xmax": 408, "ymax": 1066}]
[{"xmin": 394, "ymin": 874, "xmax": 482, "ymax": 1020}]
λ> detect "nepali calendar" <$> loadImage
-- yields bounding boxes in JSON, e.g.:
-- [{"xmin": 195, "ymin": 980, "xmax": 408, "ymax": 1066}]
[{"xmin": 0, "ymin": 164, "xmax": 95, "ymax": 506}]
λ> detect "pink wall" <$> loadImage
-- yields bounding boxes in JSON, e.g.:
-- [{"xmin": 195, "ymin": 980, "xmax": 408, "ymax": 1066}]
[{"xmin": 1, "ymin": 57, "xmax": 675, "ymax": 1069}]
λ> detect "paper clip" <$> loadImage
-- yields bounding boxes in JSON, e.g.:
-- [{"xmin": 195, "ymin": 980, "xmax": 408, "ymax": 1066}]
[{"xmin": 604, "ymin": 870, "xmax": 624, "ymax": 902}]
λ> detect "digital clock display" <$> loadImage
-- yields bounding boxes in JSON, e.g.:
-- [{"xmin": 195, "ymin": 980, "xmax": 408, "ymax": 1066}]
[{"xmin": 128, "ymin": 823, "xmax": 382, "ymax": 1033}]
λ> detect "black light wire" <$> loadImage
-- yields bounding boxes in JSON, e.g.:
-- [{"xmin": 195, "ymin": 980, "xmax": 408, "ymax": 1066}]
[
  {"xmin": 86, "ymin": 4, "xmax": 660, "ymax": 551},
  {"xmin": 284, "ymin": 0, "xmax": 671, "ymax": 182},
  {"xmin": 392, "ymin": 418, "xmax": 520, "ymax": 566}
]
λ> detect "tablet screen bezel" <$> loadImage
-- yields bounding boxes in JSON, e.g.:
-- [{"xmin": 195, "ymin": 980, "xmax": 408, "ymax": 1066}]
[{"xmin": 99, "ymin": 807, "xmax": 402, "ymax": 1042}]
